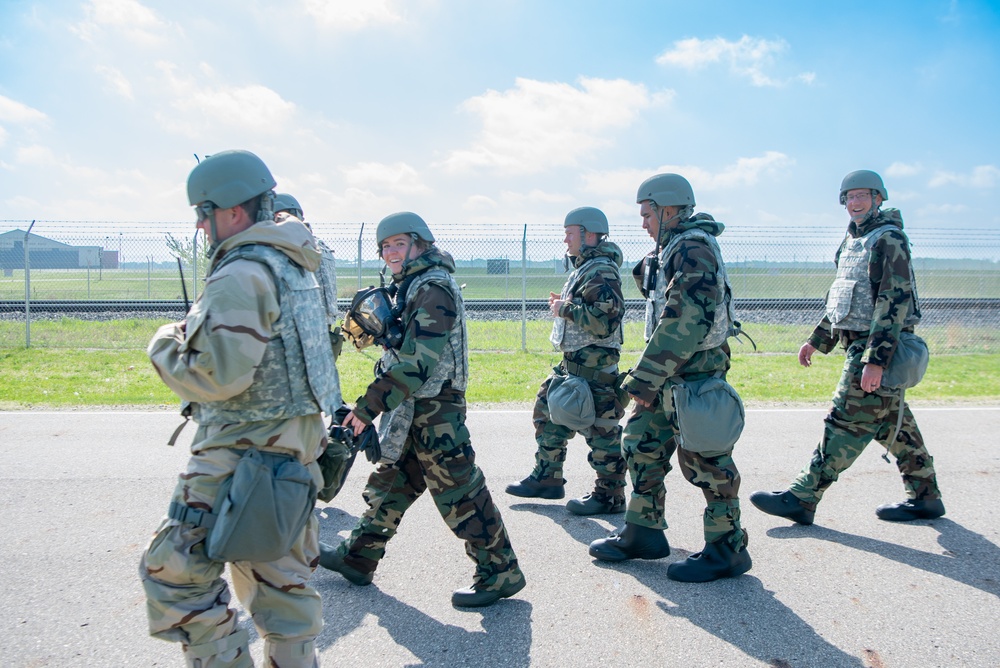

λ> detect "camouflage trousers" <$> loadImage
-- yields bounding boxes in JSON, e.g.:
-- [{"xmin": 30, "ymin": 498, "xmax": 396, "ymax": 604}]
[
  {"xmin": 338, "ymin": 390, "xmax": 523, "ymax": 592},
  {"xmin": 789, "ymin": 341, "xmax": 941, "ymax": 508},
  {"xmin": 621, "ymin": 388, "xmax": 745, "ymax": 549},
  {"xmin": 531, "ymin": 365, "xmax": 626, "ymax": 494},
  {"xmin": 139, "ymin": 447, "xmax": 322, "ymax": 668}
]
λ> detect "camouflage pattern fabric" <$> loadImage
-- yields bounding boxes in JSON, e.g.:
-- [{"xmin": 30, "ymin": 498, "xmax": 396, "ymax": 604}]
[
  {"xmin": 790, "ymin": 207, "xmax": 941, "ymax": 508},
  {"xmin": 141, "ymin": 442, "xmax": 323, "ymax": 667},
  {"xmin": 808, "ymin": 209, "xmax": 922, "ymax": 368},
  {"xmin": 532, "ymin": 346, "xmax": 626, "ymax": 494},
  {"xmin": 336, "ymin": 388, "xmax": 522, "ymax": 590},
  {"xmin": 549, "ymin": 241, "xmax": 624, "ymax": 352},
  {"xmin": 622, "ymin": 379, "xmax": 745, "ymax": 547},
  {"xmin": 142, "ymin": 220, "xmax": 335, "ymax": 666},
  {"xmin": 532, "ymin": 241, "xmax": 626, "ymax": 493},
  {"xmin": 341, "ymin": 247, "xmax": 523, "ymax": 593},
  {"xmin": 620, "ymin": 214, "xmax": 747, "ymax": 551},
  {"xmin": 788, "ymin": 343, "xmax": 941, "ymax": 509}
]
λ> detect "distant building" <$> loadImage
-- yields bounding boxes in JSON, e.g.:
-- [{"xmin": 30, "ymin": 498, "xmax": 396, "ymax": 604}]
[{"xmin": 0, "ymin": 230, "xmax": 107, "ymax": 276}]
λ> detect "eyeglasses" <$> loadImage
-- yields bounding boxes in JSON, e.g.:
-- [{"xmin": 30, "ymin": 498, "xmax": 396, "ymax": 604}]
[
  {"xmin": 194, "ymin": 202, "xmax": 216, "ymax": 223},
  {"xmin": 844, "ymin": 192, "xmax": 872, "ymax": 203}
]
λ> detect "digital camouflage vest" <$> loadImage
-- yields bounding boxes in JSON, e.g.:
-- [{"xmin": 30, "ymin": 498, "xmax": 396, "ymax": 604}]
[
  {"xmin": 645, "ymin": 228, "xmax": 736, "ymax": 349},
  {"xmin": 192, "ymin": 244, "xmax": 342, "ymax": 424},
  {"xmin": 550, "ymin": 255, "xmax": 624, "ymax": 353},
  {"xmin": 824, "ymin": 224, "xmax": 921, "ymax": 332},
  {"xmin": 379, "ymin": 267, "xmax": 469, "ymax": 399},
  {"xmin": 315, "ymin": 238, "xmax": 340, "ymax": 326}
]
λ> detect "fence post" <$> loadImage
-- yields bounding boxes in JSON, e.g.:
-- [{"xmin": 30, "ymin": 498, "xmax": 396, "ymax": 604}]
[
  {"xmin": 521, "ymin": 224, "xmax": 527, "ymax": 352},
  {"xmin": 23, "ymin": 220, "xmax": 36, "ymax": 348},
  {"xmin": 147, "ymin": 256, "xmax": 152, "ymax": 298},
  {"xmin": 192, "ymin": 232, "xmax": 199, "ymax": 302},
  {"xmin": 357, "ymin": 222, "xmax": 365, "ymax": 289}
]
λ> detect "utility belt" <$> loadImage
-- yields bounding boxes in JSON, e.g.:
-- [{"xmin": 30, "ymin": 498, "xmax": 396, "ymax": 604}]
[
  {"xmin": 561, "ymin": 360, "xmax": 617, "ymax": 385},
  {"xmin": 838, "ymin": 325, "xmax": 915, "ymax": 348}
]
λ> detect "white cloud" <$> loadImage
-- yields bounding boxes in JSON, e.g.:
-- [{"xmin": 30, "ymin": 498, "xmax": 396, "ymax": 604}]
[
  {"xmin": 341, "ymin": 161, "xmax": 430, "ymax": 195},
  {"xmin": 462, "ymin": 195, "xmax": 497, "ymax": 211},
  {"xmin": 499, "ymin": 189, "xmax": 574, "ymax": 205},
  {"xmin": 656, "ymin": 35, "xmax": 814, "ymax": 88},
  {"xmin": 0, "ymin": 95, "xmax": 48, "ymax": 123},
  {"xmin": 581, "ymin": 151, "xmax": 794, "ymax": 197},
  {"xmin": 154, "ymin": 62, "xmax": 296, "ymax": 136},
  {"xmin": 928, "ymin": 165, "xmax": 1000, "ymax": 188},
  {"xmin": 16, "ymin": 144, "xmax": 56, "ymax": 165},
  {"xmin": 301, "ymin": 0, "xmax": 403, "ymax": 31},
  {"xmin": 440, "ymin": 77, "xmax": 669, "ymax": 175},
  {"xmin": 73, "ymin": 0, "xmax": 174, "ymax": 46},
  {"xmin": 886, "ymin": 161, "xmax": 923, "ymax": 178},
  {"xmin": 96, "ymin": 66, "xmax": 134, "ymax": 100}
]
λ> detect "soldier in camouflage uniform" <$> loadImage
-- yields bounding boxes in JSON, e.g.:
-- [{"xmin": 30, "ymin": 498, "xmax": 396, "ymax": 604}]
[
  {"xmin": 589, "ymin": 173, "xmax": 753, "ymax": 583},
  {"xmin": 751, "ymin": 170, "xmax": 945, "ymax": 525},
  {"xmin": 140, "ymin": 151, "xmax": 341, "ymax": 667},
  {"xmin": 274, "ymin": 193, "xmax": 340, "ymax": 331},
  {"xmin": 319, "ymin": 212, "xmax": 526, "ymax": 608},
  {"xmin": 506, "ymin": 206, "xmax": 627, "ymax": 515}
]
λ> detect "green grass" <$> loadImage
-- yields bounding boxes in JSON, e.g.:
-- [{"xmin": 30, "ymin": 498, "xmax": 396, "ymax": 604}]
[
  {"xmin": 1, "ymin": 345, "xmax": 997, "ymax": 409},
  {"xmin": 4, "ymin": 265, "xmax": 1000, "ymax": 300},
  {"xmin": 4, "ymin": 317, "xmax": 998, "ymax": 356}
]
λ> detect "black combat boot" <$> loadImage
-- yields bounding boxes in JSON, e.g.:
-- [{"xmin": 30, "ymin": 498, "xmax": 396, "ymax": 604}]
[
  {"xmin": 566, "ymin": 492, "xmax": 625, "ymax": 515},
  {"xmin": 875, "ymin": 498, "xmax": 945, "ymax": 522},
  {"xmin": 749, "ymin": 490, "xmax": 815, "ymax": 525},
  {"xmin": 667, "ymin": 537, "xmax": 752, "ymax": 583},
  {"xmin": 505, "ymin": 475, "xmax": 565, "ymax": 499},
  {"xmin": 589, "ymin": 522, "xmax": 670, "ymax": 562},
  {"xmin": 318, "ymin": 542, "xmax": 373, "ymax": 586}
]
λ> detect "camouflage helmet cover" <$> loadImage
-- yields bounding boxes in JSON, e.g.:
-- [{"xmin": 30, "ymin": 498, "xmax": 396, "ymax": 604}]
[
  {"xmin": 187, "ymin": 150, "xmax": 276, "ymax": 209},
  {"xmin": 376, "ymin": 211, "xmax": 435, "ymax": 246},
  {"xmin": 636, "ymin": 173, "xmax": 695, "ymax": 208},
  {"xmin": 840, "ymin": 170, "xmax": 888, "ymax": 205},
  {"xmin": 564, "ymin": 206, "xmax": 609, "ymax": 235}
]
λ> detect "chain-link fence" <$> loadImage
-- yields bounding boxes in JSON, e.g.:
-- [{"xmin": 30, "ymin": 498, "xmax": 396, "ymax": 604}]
[{"xmin": 2, "ymin": 221, "xmax": 998, "ymax": 355}]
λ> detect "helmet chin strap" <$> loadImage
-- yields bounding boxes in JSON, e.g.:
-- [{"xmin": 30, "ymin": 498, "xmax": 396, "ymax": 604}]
[{"xmin": 656, "ymin": 206, "xmax": 686, "ymax": 248}]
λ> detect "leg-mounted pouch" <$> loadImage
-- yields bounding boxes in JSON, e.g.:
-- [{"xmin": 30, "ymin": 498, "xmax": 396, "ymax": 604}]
[
  {"xmin": 169, "ymin": 448, "xmax": 317, "ymax": 563},
  {"xmin": 880, "ymin": 331, "xmax": 929, "ymax": 391},
  {"xmin": 670, "ymin": 373, "xmax": 745, "ymax": 456}
]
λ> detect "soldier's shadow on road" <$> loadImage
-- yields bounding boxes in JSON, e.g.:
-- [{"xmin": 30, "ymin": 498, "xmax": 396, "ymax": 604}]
[
  {"xmin": 592, "ymin": 559, "xmax": 866, "ymax": 667},
  {"xmin": 311, "ymin": 505, "xmax": 533, "ymax": 667},
  {"xmin": 768, "ymin": 518, "xmax": 1000, "ymax": 599},
  {"xmin": 313, "ymin": 579, "xmax": 532, "ymax": 667},
  {"xmin": 507, "ymin": 502, "xmax": 619, "ymax": 547}
]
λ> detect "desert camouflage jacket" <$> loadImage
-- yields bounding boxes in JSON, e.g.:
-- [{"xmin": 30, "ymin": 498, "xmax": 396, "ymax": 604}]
[
  {"xmin": 808, "ymin": 208, "xmax": 921, "ymax": 368},
  {"xmin": 622, "ymin": 214, "xmax": 731, "ymax": 405},
  {"xmin": 550, "ymin": 240, "xmax": 625, "ymax": 355},
  {"xmin": 147, "ymin": 219, "xmax": 331, "ymax": 459},
  {"xmin": 353, "ymin": 248, "xmax": 466, "ymax": 425}
]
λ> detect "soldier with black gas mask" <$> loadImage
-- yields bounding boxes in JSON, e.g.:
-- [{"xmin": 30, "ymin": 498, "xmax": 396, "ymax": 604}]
[{"xmin": 319, "ymin": 212, "xmax": 526, "ymax": 609}]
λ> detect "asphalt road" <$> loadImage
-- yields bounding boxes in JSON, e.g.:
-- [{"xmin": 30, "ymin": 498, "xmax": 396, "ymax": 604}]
[{"xmin": 1, "ymin": 406, "xmax": 998, "ymax": 667}]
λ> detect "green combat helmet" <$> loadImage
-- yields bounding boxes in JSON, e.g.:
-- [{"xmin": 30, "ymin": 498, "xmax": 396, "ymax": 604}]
[
  {"xmin": 376, "ymin": 211, "xmax": 435, "ymax": 246},
  {"xmin": 274, "ymin": 193, "xmax": 304, "ymax": 220},
  {"xmin": 636, "ymin": 173, "xmax": 695, "ymax": 208},
  {"xmin": 187, "ymin": 150, "xmax": 276, "ymax": 210},
  {"xmin": 839, "ymin": 170, "xmax": 888, "ymax": 205},
  {"xmin": 564, "ymin": 206, "xmax": 609, "ymax": 235},
  {"xmin": 636, "ymin": 173, "xmax": 696, "ymax": 246}
]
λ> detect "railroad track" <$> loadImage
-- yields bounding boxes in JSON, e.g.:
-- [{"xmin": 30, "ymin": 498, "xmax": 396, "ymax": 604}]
[{"xmin": 2, "ymin": 298, "xmax": 998, "ymax": 314}]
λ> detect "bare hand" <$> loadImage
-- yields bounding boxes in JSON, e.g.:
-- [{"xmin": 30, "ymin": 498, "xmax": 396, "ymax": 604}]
[
  {"xmin": 860, "ymin": 363, "xmax": 883, "ymax": 393},
  {"xmin": 634, "ymin": 396, "xmax": 652, "ymax": 408},
  {"xmin": 798, "ymin": 342, "xmax": 817, "ymax": 367},
  {"xmin": 549, "ymin": 291, "xmax": 564, "ymax": 317},
  {"xmin": 342, "ymin": 409, "xmax": 368, "ymax": 437}
]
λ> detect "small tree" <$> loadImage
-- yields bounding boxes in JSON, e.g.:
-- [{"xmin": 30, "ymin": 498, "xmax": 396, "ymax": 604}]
[{"xmin": 165, "ymin": 233, "xmax": 209, "ymax": 300}]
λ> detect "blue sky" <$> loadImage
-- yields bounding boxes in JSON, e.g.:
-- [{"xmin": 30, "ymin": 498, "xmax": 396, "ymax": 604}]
[{"xmin": 1, "ymin": 0, "xmax": 998, "ymax": 238}]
